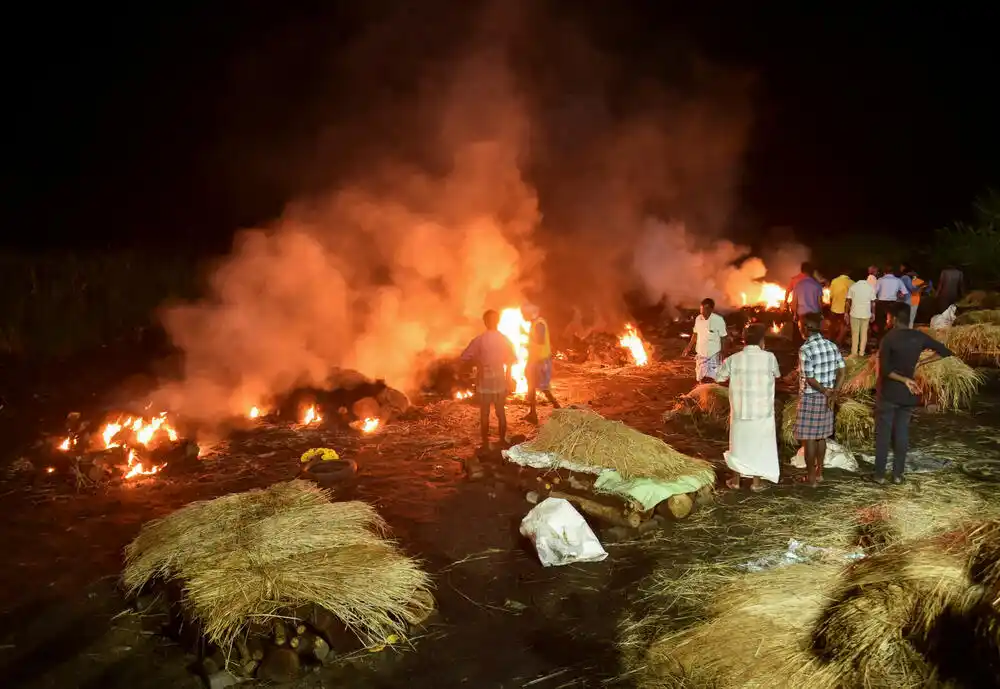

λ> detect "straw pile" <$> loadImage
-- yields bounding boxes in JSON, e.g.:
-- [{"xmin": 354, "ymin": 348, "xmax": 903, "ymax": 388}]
[
  {"xmin": 955, "ymin": 309, "xmax": 1000, "ymax": 325},
  {"xmin": 780, "ymin": 397, "xmax": 874, "ymax": 448},
  {"xmin": 123, "ymin": 481, "xmax": 432, "ymax": 653},
  {"xmin": 942, "ymin": 324, "xmax": 1000, "ymax": 366},
  {"xmin": 842, "ymin": 355, "xmax": 877, "ymax": 395},
  {"xmin": 684, "ymin": 383, "xmax": 730, "ymax": 417},
  {"xmin": 957, "ymin": 290, "xmax": 1000, "ymax": 309},
  {"xmin": 840, "ymin": 352, "xmax": 983, "ymax": 410},
  {"xmin": 523, "ymin": 408, "xmax": 714, "ymax": 481},
  {"xmin": 628, "ymin": 519, "xmax": 1000, "ymax": 689}
]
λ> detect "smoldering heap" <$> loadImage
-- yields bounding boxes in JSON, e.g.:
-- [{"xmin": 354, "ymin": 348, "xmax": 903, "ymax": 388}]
[{"xmin": 123, "ymin": 481, "xmax": 434, "ymax": 685}]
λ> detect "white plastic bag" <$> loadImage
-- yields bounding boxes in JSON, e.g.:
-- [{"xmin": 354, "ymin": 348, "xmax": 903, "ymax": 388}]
[
  {"xmin": 930, "ymin": 304, "xmax": 957, "ymax": 330},
  {"xmin": 791, "ymin": 439, "xmax": 858, "ymax": 471},
  {"xmin": 519, "ymin": 497, "xmax": 608, "ymax": 567}
]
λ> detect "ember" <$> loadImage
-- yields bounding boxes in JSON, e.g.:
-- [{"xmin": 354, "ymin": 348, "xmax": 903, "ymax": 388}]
[
  {"xmin": 619, "ymin": 324, "xmax": 649, "ymax": 366},
  {"xmin": 498, "ymin": 307, "xmax": 530, "ymax": 394},
  {"xmin": 57, "ymin": 411, "xmax": 180, "ymax": 480},
  {"xmin": 351, "ymin": 417, "xmax": 380, "ymax": 434},
  {"xmin": 454, "ymin": 390, "xmax": 474, "ymax": 400}
]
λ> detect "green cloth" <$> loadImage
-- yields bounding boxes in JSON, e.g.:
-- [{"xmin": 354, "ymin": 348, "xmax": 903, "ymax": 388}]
[{"xmin": 592, "ymin": 468, "xmax": 715, "ymax": 511}]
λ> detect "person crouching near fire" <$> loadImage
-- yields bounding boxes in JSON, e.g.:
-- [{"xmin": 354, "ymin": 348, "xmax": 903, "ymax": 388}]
[
  {"xmin": 795, "ymin": 312, "xmax": 846, "ymax": 487},
  {"xmin": 715, "ymin": 323, "xmax": 781, "ymax": 492},
  {"xmin": 682, "ymin": 298, "xmax": 729, "ymax": 383},
  {"xmin": 461, "ymin": 309, "xmax": 517, "ymax": 452},
  {"xmin": 521, "ymin": 303, "xmax": 561, "ymax": 425}
]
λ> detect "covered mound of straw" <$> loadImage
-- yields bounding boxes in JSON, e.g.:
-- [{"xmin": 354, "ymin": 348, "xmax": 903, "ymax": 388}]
[
  {"xmin": 840, "ymin": 352, "xmax": 983, "ymax": 410},
  {"xmin": 683, "ymin": 383, "xmax": 730, "ymax": 417},
  {"xmin": 780, "ymin": 396, "xmax": 874, "ymax": 448},
  {"xmin": 628, "ymin": 521, "xmax": 1000, "ymax": 689},
  {"xmin": 957, "ymin": 290, "xmax": 1000, "ymax": 309},
  {"xmin": 123, "ymin": 480, "xmax": 432, "ymax": 650},
  {"xmin": 523, "ymin": 408, "xmax": 714, "ymax": 481},
  {"xmin": 955, "ymin": 308, "xmax": 1000, "ymax": 325}
]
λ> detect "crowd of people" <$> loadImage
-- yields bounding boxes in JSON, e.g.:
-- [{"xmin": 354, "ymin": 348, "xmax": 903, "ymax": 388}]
[
  {"xmin": 457, "ymin": 263, "xmax": 966, "ymax": 491},
  {"xmin": 704, "ymin": 262, "xmax": 963, "ymax": 490}
]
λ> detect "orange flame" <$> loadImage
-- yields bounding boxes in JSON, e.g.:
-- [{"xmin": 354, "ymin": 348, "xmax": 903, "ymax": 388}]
[
  {"xmin": 771, "ymin": 323, "xmax": 781, "ymax": 334},
  {"xmin": 248, "ymin": 406, "xmax": 261, "ymax": 419},
  {"xmin": 301, "ymin": 406, "xmax": 321, "ymax": 425},
  {"xmin": 351, "ymin": 417, "xmax": 380, "ymax": 434},
  {"xmin": 498, "ymin": 307, "xmax": 531, "ymax": 395},
  {"xmin": 123, "ymin": 448, "xmax": 165, "ymax": 480},
  {"xmin": 57, "ymin": 437, "xmax": 71, "ymax": 451},
  {"xmin": 454, "ymin": 390, "xmax": 473, "ymax": 400},
  {"xmin": 822, "ymin": 287, "xmax": 831, "ymax": 305},
  {"xmin": 619, "ymin": 324, "xmax": 649, "ymax": 366},
  {"xmin": 86, "ymin": 412, "xmax": 179, "ymax": 480}
]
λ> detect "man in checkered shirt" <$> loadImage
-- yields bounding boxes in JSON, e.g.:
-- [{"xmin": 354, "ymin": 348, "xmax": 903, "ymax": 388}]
[
  {"xmin": 794, "ymin": 312, "xmax": 845, "ymax": 487},
  {"xmin": 716, "ymin": 324, "xmax": 781, "ymax": 492}
]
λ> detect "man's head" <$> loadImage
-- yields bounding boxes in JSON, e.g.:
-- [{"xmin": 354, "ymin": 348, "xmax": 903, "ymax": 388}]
[
  {"xmin": 520, "ymin": 303, "xmax": 540, "ymax": 321},
  {"xmin": 483, "ymin": 309, "xmax": 500, "ymax": 330},
  {"xmin": 799, "ymin": 312, "xmax": 822, "ymax": 337},
  {"xmin": 868, "ymin": 265, "xmax": 878, "ymax": 276},
  {"xmin": 801, "ymin": 261, "xmax": 814, "ymax": 276},
  {"xmin": 744, "ymin": 323, "xmax": 766, "ymax": 347},
  {"xmin": 700, "ymin": 298, "xmax": 715, "ymax": 317},
  {"xmin": 884, "ymin": 264, "xmax": 897, "ymax": 277},
  {"xmin": 889, "ymin": 301, "xmax": 911, "ymax": 328}
]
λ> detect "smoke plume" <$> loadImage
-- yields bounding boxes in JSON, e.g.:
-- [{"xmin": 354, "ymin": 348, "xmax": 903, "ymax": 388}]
[{"xmin": 154, "ymin": 1, "xmax": 808, "ymax": 422}]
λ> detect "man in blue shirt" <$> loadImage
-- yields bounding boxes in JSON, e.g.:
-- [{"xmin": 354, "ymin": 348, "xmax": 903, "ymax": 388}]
[
  {"xmin": 791, "ymin": 270, "xmax": 823, "ymax": 345},
  {"xmin": 873, "ymin": 267, "xmax": 905, "ymax": 343}
]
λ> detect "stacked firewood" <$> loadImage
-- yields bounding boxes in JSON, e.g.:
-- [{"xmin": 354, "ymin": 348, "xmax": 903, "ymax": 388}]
[{"xmin": 134, "ymin": 581, "xmax": 435, "ymax": 687}]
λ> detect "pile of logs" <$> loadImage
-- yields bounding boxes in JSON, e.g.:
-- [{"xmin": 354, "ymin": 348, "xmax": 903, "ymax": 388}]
[
  {"xmin": 466, "ymin": 452, "xmax": 712, "ymax": 532},
  {"xmin": 133, "ymin": 581, "xmax": 436, "ymax": 687},
  {"xmin": 350, "ymin": 386, "xmax": 411, "ymax": 424}
]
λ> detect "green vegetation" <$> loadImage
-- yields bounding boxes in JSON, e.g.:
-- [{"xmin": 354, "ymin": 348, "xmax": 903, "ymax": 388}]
[
  {"xmin": 933, "ymin": 188, "xmax": 1000, "ymax": 287},
  {"xmin": 0, "ymin": 251, "xmax": 201, "ymax": 358}
]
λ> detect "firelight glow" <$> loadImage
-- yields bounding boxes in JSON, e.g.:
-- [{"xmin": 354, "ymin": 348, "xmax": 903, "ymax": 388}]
[
  {"xmin": 498, "ymin": 307, "xmax": 530, "ymax": 395},
  {"xmin": 454, "ymin": 390, "xmax": 473, "ymax": 400},
  {"xmin": 301, "ymin": 406, "xmax": 321, "ymax": 425},
  {"xmin": 248, "ymin": 406, "xmax": 261, "ymax": 419}
]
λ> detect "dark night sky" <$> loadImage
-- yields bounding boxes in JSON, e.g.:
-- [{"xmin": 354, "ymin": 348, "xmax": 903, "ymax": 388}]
[{"xmin": 3, "ymin": 3, "xmax": 998, "ymax": 253}]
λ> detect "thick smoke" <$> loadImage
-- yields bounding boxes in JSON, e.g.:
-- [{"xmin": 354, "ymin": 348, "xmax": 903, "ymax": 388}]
[{"xmin": 154, "ymin": 1, "xmax": 808, "ymax": 422}]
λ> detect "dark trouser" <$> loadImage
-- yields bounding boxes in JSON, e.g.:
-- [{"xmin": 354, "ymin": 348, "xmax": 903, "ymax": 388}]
[
  {"xmin": 874, "ymin": 398, "xmax": 914, "ymax": 478},
  {"xmin": 873, "ymin": 301, "xmax": 893, "ymax": 341}
]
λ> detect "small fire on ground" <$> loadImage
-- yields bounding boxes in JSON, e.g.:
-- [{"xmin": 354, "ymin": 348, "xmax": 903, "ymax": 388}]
[
  {"xmin": 619, "ymin": 324, "xmax": 649, "ymax": 366},
  {"xmin": 300, "ymin": 406, "xmax": 322, "ymax": 426},
  {"xmin": 57, "ymin": 412, "xmax": 178, "ymax": 480},
  {"xmin": 350, "ymin": 417, "xmax": 380, "ymax": 434},
  {"xmin": 741, "ymin": 282, "xmax": 832, "ymax": 309},
  {"xmin": 454, "ymin": 390, "xmax": 474, "ymax": 400}
]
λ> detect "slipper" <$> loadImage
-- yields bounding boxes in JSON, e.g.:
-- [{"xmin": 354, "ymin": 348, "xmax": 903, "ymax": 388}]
[{"xmin": 750, "ymin": 483, "xmax": 769, "ymax": 493}]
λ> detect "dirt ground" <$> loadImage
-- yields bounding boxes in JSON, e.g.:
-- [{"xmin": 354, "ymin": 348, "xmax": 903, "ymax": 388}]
[{"xmin": 1, "ymin": 338, "xmax": 998, "ymax": 689}]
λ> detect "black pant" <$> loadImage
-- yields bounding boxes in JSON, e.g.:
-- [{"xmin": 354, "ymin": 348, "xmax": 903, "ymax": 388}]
[
  {"xmin": 873, "ymin": 300, "xmax": 894, "ymax": 340},
  {"xmin": 874, "ymin": 398, "xmax": 914, "ymax": 478}
]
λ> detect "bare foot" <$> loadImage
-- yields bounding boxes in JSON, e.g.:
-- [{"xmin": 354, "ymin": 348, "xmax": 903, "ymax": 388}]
[{"xmin": 726, "ymin": 477, "xmax": 740, "ymax": 490}]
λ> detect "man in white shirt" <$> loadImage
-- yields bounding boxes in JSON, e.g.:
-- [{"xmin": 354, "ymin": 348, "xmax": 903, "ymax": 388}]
[
  {"xmin": 873, "ymin": 268, "xmax": 906, "ymax": 342},
  {"xmin": 682, "ymin": 297, "xmax": 729, "ymax": 382},
  {"xmin": 846, "ymin": 277, "xmax": 876, "ymax": 356},
  {"xmin": 716, "ymin": 324, "xmax": 780, "ymax": 492}
]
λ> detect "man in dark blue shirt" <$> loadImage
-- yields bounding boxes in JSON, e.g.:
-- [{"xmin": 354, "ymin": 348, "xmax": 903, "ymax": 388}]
[{"xmin": 872, "ymin": 302, "xmax": 954, "ymax": 484}]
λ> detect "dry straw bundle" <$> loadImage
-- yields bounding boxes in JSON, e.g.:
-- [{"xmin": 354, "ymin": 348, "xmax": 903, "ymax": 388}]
[
  {"xmin": 123, "ymin": 480, "xmax": 432, "ymax": 651},
  {"xmin": 780, "ymin": 397, "xmax": 874, "ymax": 448},
  {"xmin": 943, "ymin": 324, "xmax": 1000, "ymax": 366},
  {"xmin": 840, "ymin": 352, "xmax": 983, "ymax": 410},
  {"xmin": 955, "ymin": 309, "xmax": 1000, "ymax": 326},
  {"xmin": 957, "ymin": 290, "xmax": 1000, "ymax": 309},
  {"xmin": 628, "ymin": 519, "xmax": 1000, "ymax": 689},
  {"xmin": 523, "ymin": 408, "xmax": 714, "ymax": 482},
  {"xmin": 842, "ymin": 355, "xmax": 877, "ymax": 396},
  {"xmin": 684, "ymin": 383, "xmax": 730, "ymax": 417}
]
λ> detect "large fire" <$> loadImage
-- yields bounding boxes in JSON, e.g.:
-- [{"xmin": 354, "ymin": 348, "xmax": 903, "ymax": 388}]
[
  {"xmin": 740, "ymin": 282, "xmax": 832, "ymax": 309},
  {"xmin": 57, "ymin": 412, "xmax": 178, "ymax": 480},
  {"xmin": 300, "ymin": 406, "xmax": 322, "ymax": 425},
  {"xmin": 619, "ymin": 324, "xmax": 649, "ymax": 366},
  {"xmin": 498, "ymin": 308, "xmax": 531, "ymax": 395}
]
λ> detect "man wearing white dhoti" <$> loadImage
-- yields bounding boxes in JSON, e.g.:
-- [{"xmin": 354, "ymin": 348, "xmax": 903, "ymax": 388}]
[{"xmin": 715, "ymin": 323, "xmax": 781, "ymax": 491}]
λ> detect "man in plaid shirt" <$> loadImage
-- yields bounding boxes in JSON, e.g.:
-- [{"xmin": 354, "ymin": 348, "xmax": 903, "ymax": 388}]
[
  {"xmin": 716, "ymin": 324, "xmax": 781, "ymax": 491},
  {"xmin": 794, "ymin": 312, "xmax": 845, "ymax": 487}
]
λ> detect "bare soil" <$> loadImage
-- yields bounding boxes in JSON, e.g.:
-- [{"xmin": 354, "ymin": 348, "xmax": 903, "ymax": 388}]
[{"xmin": 0, "ymin": 338, "xmax": 997, "ymax": 689}]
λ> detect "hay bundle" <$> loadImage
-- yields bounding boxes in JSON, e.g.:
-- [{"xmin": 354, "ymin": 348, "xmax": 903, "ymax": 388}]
[
  {"xmin": 955, "ymin": 309, "xmax": 1000, "ymax": 326},
  {"xmin": 942, "ymin": 324, "xmax": 1000, "ymax": 366},
  {"xmin": 123, "ymin": 480, "xmax": 432, "ymax": 651},
  {"xmin": 780, "ymin": 397, "xmax": 874, "ymax": 448},
  {"xmin": 915, "ymin": 353, "xmax": 985, "ymax": 410},
  {"xmin": 631, "ymin": 522, "xmax": 1000, "ymax": 689},
  {"xmin": 842, "ymin": 355, "xmax": 877, "ymax": 395},
  {"xmin": 683, "ymin": 383, "xmax": 730, "ymax": 417},
  {"xmin": 957, "ymin": 290, "xmax": 1000, "ymax": 309},
  {"xmin": 523, "ymin": 408, "xmax": 714, "ymax": 481}
]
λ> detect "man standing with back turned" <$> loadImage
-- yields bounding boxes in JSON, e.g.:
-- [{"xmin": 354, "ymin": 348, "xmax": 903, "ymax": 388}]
[
  {"xmin": 522, "ymin": 303, "xmax": 561, "ymax": 425},
  {"xmin": 795, "ymin": 313, "xmax": 845, "ymax": 487},
  {"xmin": 461, "ymin": 310, "xmax": 517, "ymax": 452},
  {"xmin": 872, "ymin": 302, "xmax": 953, "ymax": 484}
]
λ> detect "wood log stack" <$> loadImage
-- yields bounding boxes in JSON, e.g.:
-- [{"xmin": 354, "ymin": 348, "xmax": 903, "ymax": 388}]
[
  {"xmin": 468, "ymin": 452, "xmax": 713, "ymax": 532},
  {"xmin": 132, "ymin": 582, "xmax": 436, "ymax": 687}
]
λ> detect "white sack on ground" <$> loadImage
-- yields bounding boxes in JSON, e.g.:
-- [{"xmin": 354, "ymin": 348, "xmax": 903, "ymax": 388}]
[
  {"xmin": 791, "ymin": 440, "xmax": 858, "ymax": 471},
  {"xmin": 519, "ymin": 497, "xmax": 608, "ymax": 567}
]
